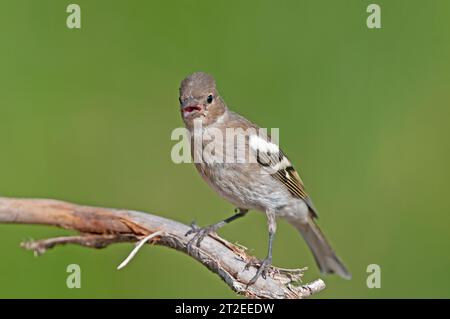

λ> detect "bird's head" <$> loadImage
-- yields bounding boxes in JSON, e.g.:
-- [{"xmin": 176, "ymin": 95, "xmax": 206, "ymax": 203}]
[{"xmin": 179, "ymin": 72, "xmax": 226, "ymax": 129}]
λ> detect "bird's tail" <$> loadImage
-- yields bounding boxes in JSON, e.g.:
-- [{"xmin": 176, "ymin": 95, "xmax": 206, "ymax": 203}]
[{"xmin": 290, "ymin": 217, "xmax": 351, "ymax": 280}]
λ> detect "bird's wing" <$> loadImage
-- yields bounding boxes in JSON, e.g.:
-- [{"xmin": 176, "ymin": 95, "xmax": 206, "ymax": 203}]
[{"xmin": 249, "ymin": 134, "xmax": 318, "ymax": 217}]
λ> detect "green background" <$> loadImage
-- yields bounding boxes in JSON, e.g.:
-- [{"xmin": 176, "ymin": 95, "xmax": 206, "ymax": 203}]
[{"xmin": 1, "ymin": 0, "xmax": 449, "ymax": 298}]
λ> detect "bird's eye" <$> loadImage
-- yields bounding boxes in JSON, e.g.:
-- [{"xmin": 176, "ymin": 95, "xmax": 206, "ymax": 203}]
[{"xmin": 207, "ymin": 94, "xmax": 213, "ymax": 104}]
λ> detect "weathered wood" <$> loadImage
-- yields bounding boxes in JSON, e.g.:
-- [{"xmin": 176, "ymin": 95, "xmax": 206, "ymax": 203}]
[{"xmin": 0, "ymin": 197, "xmax": 325, "ymax": 299}]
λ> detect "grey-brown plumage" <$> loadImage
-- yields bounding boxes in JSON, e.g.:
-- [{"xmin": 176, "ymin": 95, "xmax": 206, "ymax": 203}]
[{"xmin": 179, "ymin": 72, "xmax": 351, "ymax": 284}]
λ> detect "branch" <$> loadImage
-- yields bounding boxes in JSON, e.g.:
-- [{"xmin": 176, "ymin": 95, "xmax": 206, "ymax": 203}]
[{"xmin": 0, "ymin": 197, "xmax": 325, "ymax": 299}]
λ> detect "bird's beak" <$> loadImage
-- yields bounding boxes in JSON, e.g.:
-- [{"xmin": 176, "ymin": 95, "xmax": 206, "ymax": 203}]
[{"xmin": 181, "ymin": 97, "xmax": 204, "ymax": 118}]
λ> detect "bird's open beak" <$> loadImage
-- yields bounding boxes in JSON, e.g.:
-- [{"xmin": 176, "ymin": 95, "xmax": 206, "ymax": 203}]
[
  {"xmin": 181, "ymin": 97, "xmax": 204, "ymax": 118},
  {"xmin": 182, "ymin": 104, "xmax": 203, "ymax": 114}
]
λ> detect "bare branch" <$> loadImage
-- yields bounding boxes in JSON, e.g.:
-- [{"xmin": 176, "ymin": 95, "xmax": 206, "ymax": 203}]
[
  {"xmin": 0, "ymin": 196, "xmax": 326, "ymax": 299},
  {"xmin": 117, "ymin": 231, "xmax": 164, "ymax": 270}
]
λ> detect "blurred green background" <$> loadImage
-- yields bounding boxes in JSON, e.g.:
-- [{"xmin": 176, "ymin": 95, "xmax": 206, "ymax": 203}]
[{"xmin": 0, "ymin": 0, "xmax": 449, "ymax": 298}]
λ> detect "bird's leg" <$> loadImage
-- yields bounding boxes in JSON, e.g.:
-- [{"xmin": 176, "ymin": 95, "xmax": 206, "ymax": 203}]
[
  {"xmin": 245, "ymin": 210, "xmax": 276, "ymax": 286},
  {"xmin": 185, "ymin": 208, "xmax": 248, "ymax": 250}
]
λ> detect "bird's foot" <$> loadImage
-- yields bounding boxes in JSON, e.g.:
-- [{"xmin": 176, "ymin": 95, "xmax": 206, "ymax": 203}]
[
  {"xmin": 185, "ymin": 221, "xmax": 219, "ymax": 253},
  {"xmin": 244, "ymin": 256, "xmax": 273, "ymax": 286}
]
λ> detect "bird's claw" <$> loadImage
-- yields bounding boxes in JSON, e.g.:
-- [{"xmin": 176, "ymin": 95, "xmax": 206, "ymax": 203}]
[
  {"xmin": 244, "ymin": 256, "xmax": 260, "ymax": 271},
  {"xmin": 185, "ymin": 221, "xmax": 200, "ymax": 237},
  {"xmin": 185, "ymin": 222, "xmax": 218, "ymax": 253},
  {"xmin": 245, "ymin": 257, "xmax": 272, "ymax": 286}
]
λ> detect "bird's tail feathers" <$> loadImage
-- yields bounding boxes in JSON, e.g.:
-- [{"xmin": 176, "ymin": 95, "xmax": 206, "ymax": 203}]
[{"xmin": 290, "ymin": 217, "xmax": 351, "ymax": 280}]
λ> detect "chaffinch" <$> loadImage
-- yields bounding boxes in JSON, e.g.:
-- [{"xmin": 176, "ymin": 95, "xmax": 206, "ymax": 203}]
[{"xmin": 179, "ymin": 72, "xmax": 350, "ymax": 285}]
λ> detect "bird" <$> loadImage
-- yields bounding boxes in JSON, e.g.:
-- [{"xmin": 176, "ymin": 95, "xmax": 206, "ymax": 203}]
[{"xmin": 178, "ymin": 72, "xmax": 351, "ymax": 285}]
